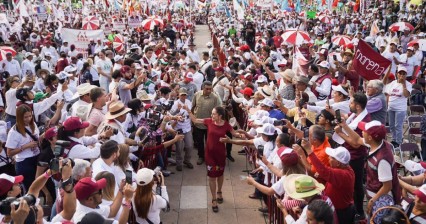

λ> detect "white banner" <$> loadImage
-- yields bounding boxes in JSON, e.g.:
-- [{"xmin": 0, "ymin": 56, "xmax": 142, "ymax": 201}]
[
  {"xmin": 112, "ymin": 21, "xmax": 126, "ymax": 32},
  {"xmin": 61, "ymin": 28, "xmax": 105, "ymax": 58},
  {"xmin": 128, "ymin": 16, "xmax": 142, "ymax": 28}
]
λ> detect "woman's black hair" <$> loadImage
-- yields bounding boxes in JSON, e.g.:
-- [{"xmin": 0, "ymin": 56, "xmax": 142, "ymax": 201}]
[
  {"xmin": 57, "ymin": 125, "xmax": 81, "ymax": 142},
  {"xmin": 380, "ymin": 206, "xmax": 408, "ymax": 224},
  {"xmin": 159, "ymin": 87, "xmax": 171, "ymax": 95},
  {"xmin": 277, "ymin": 133, "xmax": 291, "ymax": 147},
  {"xmin": 307, "ymin": 200, "xmax": 334, "ymax": 224},
  {"xmin": 264, "ymin": 132, "xmax": 278, "ymax": 143},
  {"xmin": 127, "ymin": 99, "xmax": 142, "ymax": 116},
  {"xmin": 214, "ymin": 106, "xmax": 229, "ymax": 122},
  {"xmin": 44, "ymin": 74, "xmax": 58, "ymax": 87},
  {"xmin": 111, "ymin": 70, "xmax": 122, "ymax": 79},
  {"xmin": 40, "ymin": 138, "xmax": 51, "ymax": 151},
  {"xmin": 82, "ymin": 62, "xmax": 90, "ymax": 71},
  {"xmin": 321, "ymin": 109, "xmax": 335, "ymax": 123}
]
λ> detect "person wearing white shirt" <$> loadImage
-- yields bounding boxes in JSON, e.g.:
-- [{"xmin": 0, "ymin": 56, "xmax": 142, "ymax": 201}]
[
  {"xmin": 41, "ymin": 42, "xmax": 59, "ymax": 65},
  {"xmin": 40, "ymin": 53, "xmax": 55, "ymax": 74},
  {"xmin": 60, "ymin": 41, "xmax": 70, "ymax": 55},
  {"xmin": 307, "ymin": 85, "xmax": 351, "ymax": 115},
  {"xmin": 186, "ymin": 44, "xmax": 200, "ymax": 63},
  {"xmin": 381, "ymin": 42, "xmax": 400, "ymax": 74},
  {"xmin": 169, "ymin": 88, "xmax": 194, "ymax": 171},
  {"xmin": 0, "ymin": 53, "xmax": 21, "ymax": 78},
  {"xmin": 375, "ymin": 30, "xmax": 387, "ymax": 49},
  {"xmin": 21, "ymin": 53, "xmax": 36, "ymax": 77},
  {"xmin": 212, "ymin": 67, "xmax": 230, "ymax": 103},
  {"xmin": 187, "ymin": 64, "xmax": 204, "ymax": 91},
  {"xmin": 92, "ymin": 141, "xmax": 123, "ymax": 193},
  {"xmin": 398, "ymin": 47, "xmax": 420, "ymax": 78},
  {"xmin": 94, "ymin": 39, "xmax": 104, "ymax": 54},
  {"xmin": 96, "ymin": 51, "xmax": 113, "ymax": 93}
]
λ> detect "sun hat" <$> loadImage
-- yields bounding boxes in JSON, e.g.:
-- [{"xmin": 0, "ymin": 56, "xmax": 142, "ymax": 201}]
[
  {"xmin": 179, "ymin": 87, "xmax": 188, "ymax": 96},
  {"xmin": 0, "ymin": 174, "xmax": 24, "ymax": 196},
  {"xmin": 325, "ymin": 147, "xmax": 351, "ymax": 164},
  {"xmin": 63, "ymin": 117, "xmax": 90, "ymax": 131},
  {"xmin": 257, "ymin": 85, "xmax": 275, "ymax": 100},
  {"xmin": 296, "ymin": 76, "xmax": 310, "ymax": 85},
  {"xmin": 74, "ymin": 177, "xmax": 107, "ymax": 201},
  {"xmin": 256, "ymin": 123, "xmax": 276, "ymax": 136},
  {"xmin": 33, "ymin": 92, "xmax": 48, "ymax": 103},
  {"xmin": 284, "ymin": 174, "xmax": 325, "ymax": 199},
  {"xmin": 76, "ymin": 83, "xmax": 97, "ymax": 96},
  {"xmin": 414, "ymin": 184, "xmax": 426, "ymax": 203},
  {"xmin": 343, "ymin": 49, "xmax": 354, "ymax": 56},
  {"xmin": 357, "ymin": 120, "xmax": 387, "ymax": 141},
  {"xmin": 137, "ymin": 90, "xmax": 153, "ymax": 101},
  {"xmin": 136, "ymin": 168, "xmax": 155, "ymax": 186},
  {"xmin": 105, "ymin": 101, "xmax": 132, "ymax": 120},
  {"xmin": 331, "ymin": 85, "xmax": 349, "ymax": 96},
  {"xmin": 279, "ymin": 69, "xmax": 295, "ymax": 82}
]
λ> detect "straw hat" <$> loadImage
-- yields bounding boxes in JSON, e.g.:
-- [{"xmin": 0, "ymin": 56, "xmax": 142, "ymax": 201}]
[
  {"xmin": 279, "ymin": 69, "xmax": 295, "ymax": 82},
  {"xmin": 137, "ymin": 90, "xmax": 153, "ymax": 101},
  {"xmin": 105, "ymin": 101, "xmax": 132, "ymax": 120},
  {"xmin": 283, "ymin": 174, "xmax": 325, "ymax": 200}
]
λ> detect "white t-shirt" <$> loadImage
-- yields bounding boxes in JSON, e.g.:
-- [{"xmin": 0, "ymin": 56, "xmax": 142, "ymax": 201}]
[
  {"xmin": 381, "ymin": 51, "xmax": 400, "ymax": 74},
  {"xmin": 384, "ymin": 80, "xmax": 412, "ymax": 111},
  {"xmin": 271, "ymin": 176, "xmax": 287, "ymax": 196},
  {"xmin": 5, "ymin": 125, "xmax": 40, "ymax": 162},
  {"xmin": 399, "ymin": 54, "xmax": 419, "ymax": 77},
  {"xmin": 96, "ymin": 59, "xmax": 113, "ymax": 76},
  {"xmin": 192, "ymin": 71, "xmax": 204, "ymax": 91},
  {"xmin": 72, "ymin": 202, "xmax": 111, "ymax": 223}
]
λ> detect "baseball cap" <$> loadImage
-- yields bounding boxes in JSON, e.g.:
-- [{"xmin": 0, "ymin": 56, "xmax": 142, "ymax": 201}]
[
  {"xmin": 130, "ymin": 44, "xmax": 140, "ymax": 50},
  {"xmin": 256, "ymin": 75, "xmax": 268, "ymax": 83},
  {"xmin": 256, "ymin": 123, "xmax": 276, "ymax": 136},
  {"xmin": 57, "ymin": 71, "xmax": 72, "ymax": 80},
  {"xmin": 397, "ymin": 65, "xmax": 408, "ymax": 73},
  {"xmin": 136, "ymin": 168, "xmax": 155, "ymax": 186},
  {"xmin": 279, "ymin": 151, "xmax": 299, "ymax": 167},
  {"xmin": 45, "ymin": 52, "xmax": 52, "ymax": 57},
  {"xmin": 213, "ymin": 67, "xmax": 224, "ymax": 72},
  {"xmin": 74, "ymin": 177, "xmax": 107, "ymax": 201},
  {"xmin": 404, "ymin": 160, "xmax": 426, "ymax": 173},
  {"xmin": 325, "ymin": 147, "xmax": 351, "ymax": 164},
  {"xmin": 260, "ymin": 98, "xmax": 274, "ymax": 108},
  {"xmin": 240, "ymin": 87, "xmax": 254, "ymax": 96},
  {"xmin": 365, "ymin": 36, "xmax": 374, "ymax": 44},
  {"xmin": 179, "ymin": 87, "xmax": 188, "ymax": 96},
  {"xmin": 254, "ymin": 116, "xmax": 276, "ymax": 126},
  {"xmin": 63, "ymin": 117, "xmax": 90, "ymax": 131},
  {"xmin": 414, "ymin": 184, "xmax": 426, "ymax": 203},
  {"xmin": 249, "ymin": 110, "xmax": 270, "ymax": 121},
  {"xmin": 184, "ymin": 72, "xmax": 194, "ymax": 81},
  {"xmin": 0, "ymin": 174, "xmax": 24, "ymax": 196},
  {"xmin": 331, "ymin": 85, "xmax": 349, "ymax": 96},
  {"xmin": 357, "ymin": 120, "xmax": 387, "ymax": 141},
  {"xmin": 120, "ymin": 65, "xmax": 131, "ymax": 74},
  {"xmin": 44, "ymin": 127, "xmax": 58, "ymax": 140},
  {"xmin": 242, "ymin": 73, "xmax": 253, "ymax": 82},
  {"xmin": 79, "ymin": 212, "xmax": 113, "ymax": 224},
  {"xmin": 114, "ymin": 55, "xmax": 123, "ymax": 61},
  {"xmin": 407, "ymin": 46, "xmax": 414, "ymax": 51},
  {"xmin": 318, "ymin": 61, "xmax": 330, "ymax": 69},
  {"xmin": 25, "ymin": 52, "xmax": 34, "ymax": 58},
  {"xmin": 64, "ymin": 66, "xmax": 77, "ymax": 73}
]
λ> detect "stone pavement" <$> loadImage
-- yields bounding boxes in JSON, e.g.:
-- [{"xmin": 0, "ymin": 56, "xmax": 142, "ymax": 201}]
[{"xmin": 161, "ymin": 25, "xmax": 266, "ymax": 224}]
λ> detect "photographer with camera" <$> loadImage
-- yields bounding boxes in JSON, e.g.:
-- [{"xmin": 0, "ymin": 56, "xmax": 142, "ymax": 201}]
[
  {"xmin": 57, "ymin": 116, "xmax": 113, "ymax": 160},
  {"xmin": 133, "ymin": 168, "xmax": 169, "ymax": 224},
  {"xmin": 117, "ymin": 65, "xmax": 144, "ymax": 106}
]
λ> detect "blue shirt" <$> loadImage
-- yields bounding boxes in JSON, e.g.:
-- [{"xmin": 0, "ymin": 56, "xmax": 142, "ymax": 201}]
[{"xmin": 269, "ymin": 109, "xmax": 286, "ymax": 120}]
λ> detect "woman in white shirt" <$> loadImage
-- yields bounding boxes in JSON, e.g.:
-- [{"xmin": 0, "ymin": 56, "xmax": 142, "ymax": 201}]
[
  {"xmin": 96, "ymin": 50, "xmax": 113, "ymax": 93},
  {"xmin": 384, "ymin": 65, "xmax": 413, "ymax": 146},
  {"xmin": 133, "ymin": 168, "xmax": 169, "ymax": 224},
  {"xmin": 95, "ymin": 171, "xmax": 124, "ymax": 221},
  {"xmin": 5, "ymin": 104, "xmax": 40, "ymax": 190}
]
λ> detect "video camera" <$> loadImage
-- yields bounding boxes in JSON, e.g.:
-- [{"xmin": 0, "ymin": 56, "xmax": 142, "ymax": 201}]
[
  {"xmin": 50, "ymin": 140, "xmax": 73, "ymax": 172},
  {"xmin": 0, "ymin": 194, "xmax": 36, "ymax": 215}
]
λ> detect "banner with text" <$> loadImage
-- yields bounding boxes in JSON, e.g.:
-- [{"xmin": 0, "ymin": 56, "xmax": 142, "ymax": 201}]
[
  {"xmin": 61, "ymin": 28, "xmax": 104, "ymax": 58},
  {"xmin": 352, "ymin": 40, "xmax": 391, "ymax": 80}
]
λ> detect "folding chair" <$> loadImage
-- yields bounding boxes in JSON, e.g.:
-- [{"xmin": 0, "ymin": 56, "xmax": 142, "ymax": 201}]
[
  {"xmin": 403, "ymin": 115, "xmax": 422, "ymax": 135},
  {"xmin": 409, "ymin": 105, "xmax": 426, "ymax": 116},
  {"xmin": 400, "ymin": 143, "xmax": 423, "ymax": 162},
  {"xmin": 408, "ymin": 127, "xmax": 422, "ymax": 143}
]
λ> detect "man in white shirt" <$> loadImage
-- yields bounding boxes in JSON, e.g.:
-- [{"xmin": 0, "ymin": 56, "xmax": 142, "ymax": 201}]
[
  {"xmin": 92, "ymin": 140, "xmax": 122, "ymax": 191},
  {"xmin": 40, "ymin": 41, "xmax": 59, "ymax": 65},
  {"xmin": 0, "ymin": 52, "xmax": 21, "ymax": 78},
  {"xmin": 374, "ymin": 30, "xmax": 387, "ymax": 49},
  {"xmin": 398, "ymin": 47, "xmax": 420, "ymax": 79},
  {"xmin": 212, "ymin": 66, "xmax": 230, "ymax": 103},
  {"xmin": 170, "ymin": 88, "xmax": 194, "ymax": 171},
  {"xmin": 21, "ymin": 52, "xmax": 35, "ymax": 77},
  {"xmin": 60, "ymin": 41, "xmax": 70, "ymax": 55},
  {"xmin": 381, "ymin": 42, "xmax": 400, "ymax": 74},
  {"xmin": 40, "ymin": 52, "xmax": 54, "ymax": 74},
  {"xmin": 188, "ymin": 63, "xmax": 204, "ymax": 91},
  {"xmin": 186, "ymin": 43, "xmax": 200, "ymax": 63},
  {"xmin": 71, "ymin": 83, "xmax": 96, "ymax": 120}
]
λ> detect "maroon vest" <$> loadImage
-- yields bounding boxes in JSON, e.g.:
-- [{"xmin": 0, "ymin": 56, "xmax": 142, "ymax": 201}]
[
  {"xmin": 312, "ymin": 73, "xmax": 331, "ymax": 100},
  {"xmin": 16, "ymin": 101, "xmax": 33, "ymax": 110},
  {"xmin": 366, "ymin": 141, "xmax": 401, "ymax": 204}
]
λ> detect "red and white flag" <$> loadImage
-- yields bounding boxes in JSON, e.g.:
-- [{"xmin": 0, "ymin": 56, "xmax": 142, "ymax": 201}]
[
  {"xmin": 292, "ymin": 46, "xmax": 310, "ymax": 76},
  {"xmin": 352, "ymin": 40, "xmax": 391, "ymax": 81}
]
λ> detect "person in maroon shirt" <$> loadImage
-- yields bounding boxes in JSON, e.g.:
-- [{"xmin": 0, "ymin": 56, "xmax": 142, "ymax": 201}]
[
  {"xmin": 334, "ymin": 92, "xmax": 371, "ymax": 221},
  {"xmin": 294, "ymin": 144, "xmax": 355, "ymax": 224},
  {"xmin": 55, "ymin": 52, "xmax": 69, "ymax": 74}
]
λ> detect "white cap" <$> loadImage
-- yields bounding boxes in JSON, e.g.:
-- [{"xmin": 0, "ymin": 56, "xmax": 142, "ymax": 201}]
[
  {"xmin": 256, "ymin": 75, "xmax": 268, "ymax": 83},
  {"xmin": 318, "ymin": 61, "xmax": 330, "ymax": 69},
  {"xmin": 114, "ymin": 55, "xmax": 123, "ymax": 61},
  {"xmin": 407, "ymin": 46, "xmax": 415, "ymax": 51},
  {"xmin": 325, "ymin": 147, "xmax": 351, "ymax": 164},
  {"xmin": 256, "ymin": 123, "xmax": 276, "ymax": 136},
  {"xmin": 64, "ymin": 66, "xmax": 77, "ymax": 73},
  {"xmin": 25, "ymin": 52, "xmax": 34, "ymax": 58},
  {"xmin": 331, "ymin": 85, "xmax": 349, "ymax": 96},
  {"xmin": 135, "ymin": 168, "xmax": 155, "ymax": 186},
  {"xmin": 45, "ymin": 52, "xmax": 52, "ymax": 57},
  {"xmin": 254, "ymin": 116, "xmax": 276, "ymax": 126},
  {"xmin": 260, "ymin": 98, "xmax": 274, "ymax": 108},
  {"xmin": 57, "ymin": 71, "xmax": 72, "ymax": 80},
  {"xmin": 130, "ymin": 44, "xmax": 140, "ymax": 50},
  {"xmin": 365, "ymin": 36, "xmax": 374, "ymax": 44},
  {"xmin": 404, "ymin": 160, "xmax": 426, "ymax": 172},
  {"xmin": 249, "ymin": 110, "xmax": 270, "ymax": 121},
  {"xmin": 397, "ymin": 65, "xmax": 408, "ymax": 73}
]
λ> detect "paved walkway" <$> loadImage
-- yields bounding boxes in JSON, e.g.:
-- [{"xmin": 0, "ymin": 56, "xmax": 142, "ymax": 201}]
[{"xmin": 161, "ymin": 25, "xmax": 266, "ymax": 224}]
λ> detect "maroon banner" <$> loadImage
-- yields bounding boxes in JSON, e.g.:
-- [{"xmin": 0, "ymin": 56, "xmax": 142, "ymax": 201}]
[{"xmin": 352, "ymin": 40, "xmax": 391, "ymax": 81}]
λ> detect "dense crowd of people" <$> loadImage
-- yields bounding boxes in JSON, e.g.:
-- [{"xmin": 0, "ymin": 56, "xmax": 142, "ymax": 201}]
[{"xmin": 0, "ymin": 0, "xmax": 425, "ymax": 223}]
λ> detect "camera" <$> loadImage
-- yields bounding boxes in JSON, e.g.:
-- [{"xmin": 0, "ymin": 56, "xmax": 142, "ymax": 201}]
[
  {"xmin": 0, "ymin": 194, "xmax": 36, "ymax": 215},
  {"xmin": 50, "ymin": 140, "xmax": 71, "ymax": 172}
]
